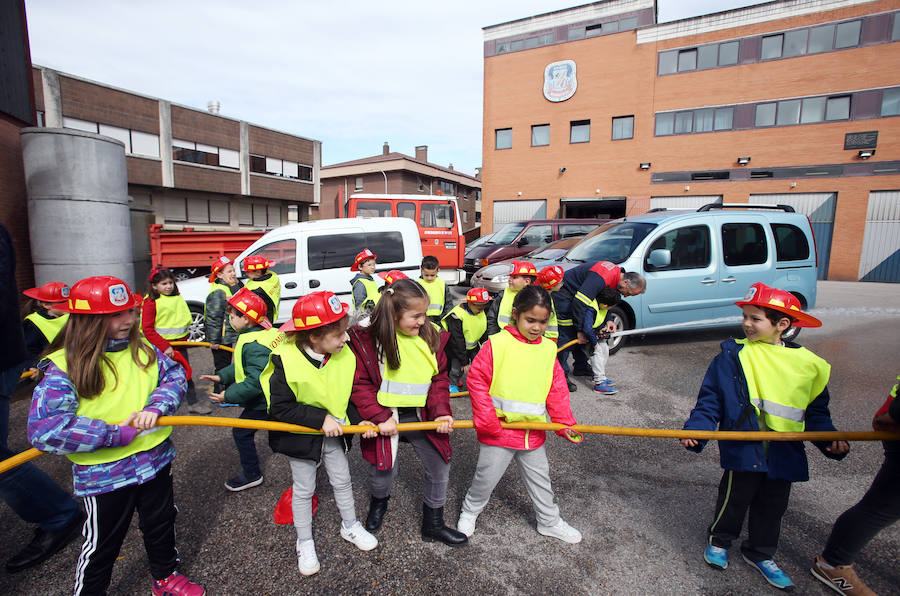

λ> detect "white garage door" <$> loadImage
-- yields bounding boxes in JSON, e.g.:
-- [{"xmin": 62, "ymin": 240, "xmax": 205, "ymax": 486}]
[
  {"xmin": 859, "ymin": 191, "xmax": 900, "ymax": 282},
  {"xmin": 750, "ymin": 192, "xmax": 836, "ymax": 280},
  {"xmin": 492, "ymin": 199, "xmax": 546, "ymax": 227},
  {"xmin": 650, "ymin": 195, "xmax": 721, "ymax": 210}
]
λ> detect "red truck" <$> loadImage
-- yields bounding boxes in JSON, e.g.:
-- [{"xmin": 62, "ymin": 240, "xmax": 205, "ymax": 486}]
[{"xmin": 148, "ymin": 224, "xmax": 265, "ymax": 280}]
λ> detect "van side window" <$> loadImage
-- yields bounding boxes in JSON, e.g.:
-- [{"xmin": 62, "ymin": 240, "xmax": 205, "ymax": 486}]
[
  {"xmin": 398, "ymin": 202, "xmax": 416, "ymax": 221},
  {"xmin": 722, "ymin": 223, "xmax": 767, "ymax": 266},
  {"xmin": 646, "ymin": 225, "xmax": 710, "ymax": 270},
  {"xmin": 248, "ymin": 239, "xmax": 296, "ymax": 274},
  {"xmin": 771, "ymin": 224, "xmax": 810, "ymax": 261},
  {"xmin": 307, "ymin": 232, "xmax": 405, "ymax": 270},
  {"xmin": 520, "ymin": 224, "xmax": 552, "ymax": 247},
  {"xmin": 420, "ymin": 203, "xmax": 454, "ymax": 229},
  {"xmin": 356, "ymin": 201, "xmax": 392, "ymax": 217}
]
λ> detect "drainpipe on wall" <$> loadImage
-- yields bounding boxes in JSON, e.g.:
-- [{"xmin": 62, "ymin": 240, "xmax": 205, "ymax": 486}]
[{"xmin": 380, "ymin": 170, "xmax": 387, "ymax": 193}]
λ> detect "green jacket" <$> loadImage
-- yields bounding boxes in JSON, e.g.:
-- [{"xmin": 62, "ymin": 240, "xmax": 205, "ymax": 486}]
[{"xmin": 216, "ymin": 325, "xmax": 271, "ymax": 411}]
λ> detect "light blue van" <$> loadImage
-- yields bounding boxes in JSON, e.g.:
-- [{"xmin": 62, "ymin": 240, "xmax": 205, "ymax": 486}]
[{"xmin": 558, "ymin": 204, "xmax": 818, "ymax": 351}]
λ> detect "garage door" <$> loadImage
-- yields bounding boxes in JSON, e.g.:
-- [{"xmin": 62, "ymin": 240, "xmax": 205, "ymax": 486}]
[
  {"xmin": 750, "ymin": 192, "xmax": 835, "ymax": 280},
  {"xmin": 859, "ymin": 191, "xmax": 900, "ymax": 282},
  {"xmin": 492, "ymin": 199, "xmax": 546, "ymax": 227},
  {"xmin": 650, "ymin": 195, "xmax": 721, "ymax": 210}
]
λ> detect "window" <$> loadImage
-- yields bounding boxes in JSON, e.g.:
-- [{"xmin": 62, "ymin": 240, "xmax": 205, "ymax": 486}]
[
  {"xmin": 722, "ymin": 223, "xmax": 767, "ymax": 266},
  {"xmin": 164, "ymin": 197, "xmax": 187, "ymax": 222},
  {"xmin": 420, "ymin": 203, "xmax": 454, "ymax": 229},
  {"xmin": 776, "ymin": 99, "xmax": 801, "ymax": 125},
  {"xmin": 62, "ymin": 117, "xmax": 98, "ymax": 133},
  {"xmin": 882, "ymin": 88, "xmax": 900, "ymax": 116},
  {"xmin": 355, "ymin": 176, "xmax": 363, "ymax": 191},
  {"xmin": 698, "ymin": 45, "xmax": 718, "ymax": 69},
  {"xmin": 250, "ymin": 155, "xmax": 266, "ymax": 174},
  {"xmin": 253, "ymin": 203, "xmax": 267, "ymax": 227},
  {"xmin": 187, "ymin": 197, "xmax": 208, "ymax": 224},
  {"xmin": 620, "ymin": 17, "xmax": 638, "ymax": 30},
  {"xmin": 825, "ymin": 95, "xmax": 850, "ymax": 120},
  {"xmin": 398, "ymin": 202, "xmax": 416, "ymax": 220},
  {"xmin": 531, "ymin": 124, "xmax": 550, "ymax": 146},
  {"xmin": 893, "ymin": 14, "xmax": 900, "ymax": 41},
  {"xmin": 674, "ymin": 112, "xmax": 693, "ymax": 134},
  {"xmin": 755, "ymin": 103, "xmax": 777, "ymax": 127},
  {"xmin": 265, "ymin": 157, "xmax": 282, "ymax": 175},
  {"xmin": 718, "ymin": 41, "xmax": 739, "ymax": 65},
  {"xmin": 567, "ymin": 27, "xmax": 584, "ymax": 41},
  {"xmin": 677, "ymin": 49, "xmax": 697, "ymax": 71},
  {"xmin": 238, "ymin": 203, "xmax": 253, "ymax": 226},
  {"xmin": 98, "ymin": 124, "xmax": 131, "ymax": 153},
  {"xmin": 298, "ymin": 165, "xmax": 312, "ymax": 181},
  {"xmin": 761, "ymin": 34, "xmax": 783, "ymax": 59},
  {"xmin": 658, "ymin": 51, "xmax": 677, "ymax": 75},
  {"xmin": 655, "ymin": 113, "xmax": 675, "ymax": 136},
  {"xmin": 783, "ymin": 29, "xmax": 808, "ymax": 57},
  {"xmin": 220, "ymin": 148, "xmax": 239, "ymax": 169},
  {"xmin": 809, "ymin": 24, "xmax": 835, "ymax": 53},
  {"xmin": 570, "ymin": 120, "xmax": 591, "ymax": 143},
  {"xmin": 438, "ymin": 181, "xmax": 456, "ymax": 196},
  {"xmin": 209, "ymin": 200, "xmax": 229, "ymax": 224},
  {"xmin": 646, "ymin": 225, "xmax": 711, "ymax": 271},
  {"xmin": 249, "ymin": 239, "xmax": 296, "ymax": 274},
  {"xmin": 585, "ymin": 23, "xmax": 604, "ymax": 38},
  {"xmin": 267, "ymin": 204, "xmax": 282, "ymax": 227},
  {"xmin": 611, "ymin": 116, "xmax": 633, "ymax": 140},
  {"xmin": 130, "ymin": 131, "xmax": 160, "ymax": 158},
  {"xmin": 771, "ymin": 224, "xmax": 809, "ymax": 261},
  {"xmin": 834, "ymin": 20, "xmax": 861, "ymax": 49},
  {"xmin": 495, "ymin": 128, "xmax": 512, "ymax": 150},
  {"xmin": 694, "ymin": 109, "xmax": 714, "ymax": 133},
  {"xmin": 36, "ymin": 111, "xmax": 44, "ymax": 127},
  {"xmin": 519, "ymin": 225, "xmax": 552, "ymax": 248},
  {"xmin": 356, "ymin": 201, "xmax": 391, "ymax": 217},
  {"xmin": 173, "ymin": 139, "xmax": 219, "ymax": 166},
  {"xmin": 800, "ymin": 97, "xmax": 826, "ymax": 123},
  {"xmin": 714, "ymin": 107, "xmax": 734, "ymax": 130},
  {"xmin": 307, "ymin": 231, "xmax": 405, "ymax": 271}
]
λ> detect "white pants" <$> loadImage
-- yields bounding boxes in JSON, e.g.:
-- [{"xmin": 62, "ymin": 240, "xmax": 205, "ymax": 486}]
[
  {"xmin": 590, "ymin": 340, "xmax": 610, "ymax": 384},
  {"xmin": 289, "ymin": 437, "xmax": 357, "ymax": 541}
]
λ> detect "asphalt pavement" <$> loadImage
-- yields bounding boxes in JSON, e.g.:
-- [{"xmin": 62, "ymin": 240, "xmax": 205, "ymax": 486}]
[{"xmin": 2, "ymin": 281, "xmax": 898, "ymax": 595}]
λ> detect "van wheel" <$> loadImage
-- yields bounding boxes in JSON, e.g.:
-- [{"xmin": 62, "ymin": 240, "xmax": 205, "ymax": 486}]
[
  {"xmin": 782, "ymin": 327, "xmax": 802, "ymax": 343},
  {"xmin": 606, "ymin": 306, "xmax": 628, "ymax": 355},
  {"xmin": 188, "ymin": 306, "xmax": 206, "ymax": 343}
]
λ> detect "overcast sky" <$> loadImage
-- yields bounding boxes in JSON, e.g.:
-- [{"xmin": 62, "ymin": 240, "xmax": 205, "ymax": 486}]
[{"xmin": 25, "ymin": 1, "xmax": 759, "ymax": 175}]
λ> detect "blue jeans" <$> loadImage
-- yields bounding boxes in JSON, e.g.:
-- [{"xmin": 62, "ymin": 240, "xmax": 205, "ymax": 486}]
[
  {"xmin": 233, "ymin": 408, "xmax": 267, "ymax": 479},
  {"xmin": 0, "ymin": 363, "xmax": 80, "ymax": 531}
]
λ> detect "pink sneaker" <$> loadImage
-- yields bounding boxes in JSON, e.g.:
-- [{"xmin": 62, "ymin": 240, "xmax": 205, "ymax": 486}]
[{"xmin": 152, "ymin": 572, "xmax": 205, "ymax": 596}]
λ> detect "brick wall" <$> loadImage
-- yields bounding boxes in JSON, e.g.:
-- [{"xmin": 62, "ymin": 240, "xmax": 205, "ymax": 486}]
[
  {"xmin": 249, "ymin": 125, "xmax": 314, "ymax": 164},
  {"xmin": 174, "ymin": 163, "xmax": 241, "ymax": 195},
  {"xmin": 58, "ymin": 75, "xmax": 158, "ymax": 133},
  {"xmin": 126, "ymin": 156, "xmax": 163, "ymax": 187},
  {"xmin": 249, "ymin": 174, "xmax": 314, "ymax": 202},
  {"xmin": 171, "ymin": 105, "xmax": 239, "ymax": 150}
]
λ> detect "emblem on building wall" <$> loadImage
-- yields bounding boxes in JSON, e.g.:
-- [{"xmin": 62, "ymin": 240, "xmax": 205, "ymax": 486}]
[{"xmin": 543, "ymin": 60, "xmax": 577, "ymax": 102}]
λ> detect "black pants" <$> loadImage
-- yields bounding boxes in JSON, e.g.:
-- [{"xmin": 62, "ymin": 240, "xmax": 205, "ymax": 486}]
[
  {"xmin": 557, "ymin": 324, "xmax": 589, "ymax": 375},
  {"xmin": 74, "ymin": 465, "xmax": 177, "ymax": 596},
  {"xmin": 233, "ymin": 408, "xmax": 268, "ymax": 479},
  {"xmin": 822, "ymin": 448, "xmax": 900, "ymax": 566},
  {"xmin": 174, "ymin": 346, "xmax": 198, "ymax": 405},
  {"xmin": 708, "ymin": 469, "xmax": 792, "ymax": 562},
  {"xmin": 211, "ymin": 346, "xmax": 233, "ymax": 393}
]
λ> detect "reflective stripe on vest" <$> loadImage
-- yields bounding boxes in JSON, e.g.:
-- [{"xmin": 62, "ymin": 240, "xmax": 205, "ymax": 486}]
[
  {"xmin": 245, "ymin": 272, "xmax": 281, "ymax": 320},
  {"xmin": 207, "ymin": 282, "xmax": 236, "ymax": 337},
  {"xmin": 441, "ymin": 304, "xmax": 487, "ymax": 351},
  {"xmin": 353, "ymin": 277, "xmax": 381, "ymax": 310},
  {"xmin": 47, "ymin": 344, "xmax": 170, "ymax": 465},
  {"xmin": 260, "ymin": 340, "xmax": 355, "ymax": 423},
  {"xmin": 497, "ymin": 287, "xmax": 519, "ymax": 327},
  {"xmin": 418, "ymin": 277, "xmax": 446, "ymax": 316},
  {"xmin": 25, "ymin": 312, "xmax": 69, "ymax": 343},
  {"xmin": 488, "ymin": 328, "xmax": 555, "ymax": 423},
  {"xmin": 544, "ymin": 306, "xmax": 558, "ymax": 340},
  {"xmin": 736, "ymin": 339, "xmax": 831, "ymax": 432},
  {"xmin": 152, "ymin": 294, "xmax": 192, "ymax": 339},
  {"xmin": 376, "ymin": 333, "xmax": 437, "ymax": 408},
  {"xmin": 234, "ymin": 328, "xmax": 285, "ymax": 384}
]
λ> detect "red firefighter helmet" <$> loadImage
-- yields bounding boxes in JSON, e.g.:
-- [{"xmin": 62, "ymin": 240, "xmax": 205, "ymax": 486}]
[
  {"xmin": 350, "ymin": 248, "xmax": 376, "ymax": 272},
  {"xmin": 734, "ymin": 282, "xmax": 821, "ymax": 328},
  {"xmin": 509, "ymin": 260, "xmax": 538, "ymax": 277},
  {"xmin": 23, "ymin": 281, "xmax": 70, "ymax": 303},
  {"xmin": 242, "ymin": 255, "xmax": 274, "ymax": 272},
  {"xmin": 280, "ymin": 291, "xmax": 349, "ymax": 332},
  {"xmin": 57, "ymin": 276, "xmax": 141, "ymax": 315},
  {"xmin": 227, "ymin": 288, "xmax": 272, "ymax": 329},
  {"xmin": 537, "ymin": 265, "xmax": 565, "ymax": 290},
  {"xmin": 378, "ymin": 269, "xmax": 408, "ymax": 285},
  {"xmin": 209, "ymin": 255, "xmax": 232, "ymax": 283},
  {"xmin": 466, "ymin": 287, "xmax": 491, "ymax": 304}
]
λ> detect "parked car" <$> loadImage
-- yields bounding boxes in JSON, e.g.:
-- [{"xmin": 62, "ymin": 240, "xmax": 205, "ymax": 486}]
[
  {"xmin": 463, "ymin": 218, "xmax": 608, "ymax": 281},
  {"xmin": 465, "ymin": 232, "xmax": 494, "ymax": 256},
  {"xmin": 555, "ymin": 204, "xmax": 818, "ymax": 353},
  {"xmin": 177, "ymin": 217, "xmax": 424, "ymax": 340},
  {"xmin": 470, "ymin": 236, "xmax": 585, "ymax": 293}
]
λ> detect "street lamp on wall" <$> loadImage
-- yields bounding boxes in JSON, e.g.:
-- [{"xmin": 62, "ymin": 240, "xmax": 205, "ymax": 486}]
[
  {"xmin": 857, "ymin": 150, "xmax": 875, "ymax": 159},
  {"xmin": 737, "ymin": 156, "xmax": 751, "ymax": 165},
  {"xmin": 639, "ymin": 162, "xmax": 651, "ymax": 170}
]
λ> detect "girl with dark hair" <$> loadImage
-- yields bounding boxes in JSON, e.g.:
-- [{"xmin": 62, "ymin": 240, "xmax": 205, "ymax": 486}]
[
  {"xmin": 457, "ymin": 284, "xmax": 584, "ymax": 543},
  {"xmin": 347, "ymin": 278, "xmax": 467, "ymax": 547}
]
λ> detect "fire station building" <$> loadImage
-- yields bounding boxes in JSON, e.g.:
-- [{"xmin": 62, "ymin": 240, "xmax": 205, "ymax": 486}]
[{"xmin": 482, "ymin": 0, "xmax": 900, "ymax": 281}]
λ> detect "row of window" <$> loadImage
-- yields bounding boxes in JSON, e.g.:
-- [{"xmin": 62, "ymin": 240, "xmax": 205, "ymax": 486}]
[
  {"xmin": 161, "ymin": 195, "xmax": 283, "ymax": 228},
  {"xmin": 248, "ymin": 155, "xmax": 312, "ymax": 181},
  {"xmin": 61, "ymin": 116, "xmax": 161, "ymax": 158},
  {"xmin": 659, "ymin": 12, "xmax": 900, "ymax": 76},
  {"xmin": 492, "ymin": 14, "xmax": 640, "ymax": 55},
  {"xmin": 173, "ymin": 138, "xmax": 239, "ymax": 169},
  {"xmin": 353, "ymin": 176, "xmax": 474, "ymax": 199},
  {"xmin": 495, "ymin": 116, "xmax": 634, "ymax": 149}
]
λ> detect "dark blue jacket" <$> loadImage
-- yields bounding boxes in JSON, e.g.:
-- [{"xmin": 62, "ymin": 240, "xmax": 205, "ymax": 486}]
[{"xmin": 682, "ymin": 339, "xmax": 847, "ymax": 482}]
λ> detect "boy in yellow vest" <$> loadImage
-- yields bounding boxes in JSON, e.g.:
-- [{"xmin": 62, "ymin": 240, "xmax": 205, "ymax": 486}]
[
  {"xmin": 680, "ymin": 282, "xmax": 849, "ymax": 592},
  {"xmin": 350, "ymin": 249, "xmax": 379, "ymax": 313},
  {"xmin": 242, "ymin": 255, "xmax": 281, "ymax": 321},
  {"xmin": 418, "ymin": 256, "xmax": 451, "ymax": 323},
  {"xmin": 200, "ymin": 288, "xmax": 283, "ymax": 492},
  {"xmin": 586, "ymin": 287, "xmax": 622, "ymax": 395},
  {"xmin": 486, "ymin": 260, "xmax": 536, "ymax": 336},
  {"xmin": 21, "ymin": 281, "xmax": 70, "ymax": 366},
  {"xmin": 441, "ymin": 286, "xmax": 490, "ymax": 393}
]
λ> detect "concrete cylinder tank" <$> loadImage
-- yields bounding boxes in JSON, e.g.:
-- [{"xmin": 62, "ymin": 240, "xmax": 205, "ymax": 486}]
[{"xmin": 21, "ymin": 127, "xmax": 134, "ymax": 287}]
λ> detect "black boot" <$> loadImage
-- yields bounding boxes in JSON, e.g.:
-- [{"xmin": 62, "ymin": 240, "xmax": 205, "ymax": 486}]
[
  {"xmin": 365, "ymin": 496, "xmax": 389, "ymax": 532},
  {"xmin": 421, "ymin": 504, "xmax": 468, "ymax": 547}
]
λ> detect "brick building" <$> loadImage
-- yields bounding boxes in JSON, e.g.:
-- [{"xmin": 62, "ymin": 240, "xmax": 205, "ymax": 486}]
[
  {"xmin": 482, "ymin": 0, "xmax": 900, "ymax": 281},
  {"xmin": 33, "ymin": 66, "xmax": 321, "ymax": 234},
  {"xmin": 319, "ymin": 143, "xmax": 482, "ymax": 232}
]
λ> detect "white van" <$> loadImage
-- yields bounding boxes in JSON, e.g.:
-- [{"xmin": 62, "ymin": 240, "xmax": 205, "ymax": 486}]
[{"xmin": 177, "ymin": 217, "xmax": 423, "ymax": 335}]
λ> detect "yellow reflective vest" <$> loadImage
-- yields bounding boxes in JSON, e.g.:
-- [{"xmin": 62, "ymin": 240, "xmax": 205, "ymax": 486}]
[
  {"xmin": 589, "ymin": 298, "xmax": 609, "ymax": 328},
  {"xmin": 25, "ymin": 312, "xmax": 69, "ymax": 343},
  {"xmin": 497, "ymin": 287, "xmax": 519, "ymax": 328},
  {"xmin": 245, "ymin": 272, "xmax": 281, "ymax": 321},
  {"xmin": 488, "ymin": 328, "xmax": 555, "ymax": 423},
  {"xmin": 377, "ymin": 333, "xmax": 437, "ymax": 408},
  {"xmin": 736, "ymin": 339, "xmax": 831, "ymax": 432},
  {"xmin": 418, "ymin": 277, "xmax": 446, "ymax": 317},
  {"xmin": 544, "ymin": 305, "xmax": 558, "ymax": 340},
  {"xmin": 353, "ymin": 276, "xmax": 380, "ymax": 311},
  {"xmin": 47, "ymin": 345, "xmax": 170, "ymax": 465},
  {"xmin": 261, "ymin": 341, "xmax": 356, "ymax": 423},
  {"xmin": 150, "ymin": 294, "xmax": 192, "ymax": 340},
  {"xmin": 234, "ymin": 328, "xmax": 285, "ymax": 384},
  {"xmin": 441, "ymin": 304, "xmax": 487, "ymax": 351}
]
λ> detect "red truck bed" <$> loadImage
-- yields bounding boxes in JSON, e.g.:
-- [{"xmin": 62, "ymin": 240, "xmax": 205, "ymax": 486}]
[{"xmin": 148, "ymin": 224, "xmax": 264, "ymax": 277}]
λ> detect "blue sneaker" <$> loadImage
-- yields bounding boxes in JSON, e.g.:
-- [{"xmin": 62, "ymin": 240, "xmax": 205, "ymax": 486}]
[
  {"xmin": 449, "ymin": 384, "xmax": 461, "ymax": 394},
  {"xmin": 742, "ymin": 554, "xmax": 794, "ymax": 591},
  {"xmin": 704, "ymin": 544, "xmax": 727, "ymax": 570},
  {"xmin": 218, "ymin": 401, "xmax": 238, "ymax": 407},
  {"xmin": 593, "ymin": 379, "xmax": 618, "ymax": 394}
]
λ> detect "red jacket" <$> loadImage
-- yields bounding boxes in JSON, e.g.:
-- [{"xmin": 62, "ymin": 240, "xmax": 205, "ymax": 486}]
[
  {"xmin": 468, "ymin": 326, "xmax": 577, "ymax": 450},
  {"xmin": 140, "ymin": 297, "xmax": 188, "ymax": 353},
  {"xmin": 348, "ymin": 326, "xmax": 454, "ymax": 470}
]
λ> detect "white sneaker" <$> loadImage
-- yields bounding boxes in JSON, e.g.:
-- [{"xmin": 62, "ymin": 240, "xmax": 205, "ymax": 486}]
[
  {"xmin": 340, "ymin": 520, "xmax": 378, "ymax": 551},
  {"xmin": 537, "ymin": 518, "xmax": 582, "ymax": 544},
  {"xmin": 296, "ymin": 539, "xmax": 320, "ymax": 576},
  {"xmin": 457, "ymin": 511, "xmax": 477, "ymax": 537}
]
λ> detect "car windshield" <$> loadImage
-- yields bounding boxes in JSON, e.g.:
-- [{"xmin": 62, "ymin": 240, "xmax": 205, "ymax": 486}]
[
  {"xmin": 466, "ymin": 233, "xmax": 494, "ymax": 252},
  {"xmin": 564, "ymin": 221, "xmax": 657, "ymax": 264},
  {"xmin": 490, "ymin": 222, "xmax": 526, "ymax": 244}
]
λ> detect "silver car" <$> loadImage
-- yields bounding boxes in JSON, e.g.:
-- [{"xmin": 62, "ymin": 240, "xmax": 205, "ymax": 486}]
[{"xmin": 469, "ymin": 236, "xmax": 585, "ymax": 293}]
